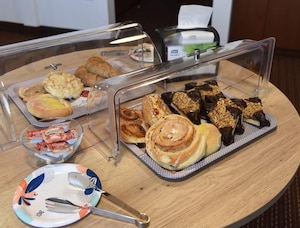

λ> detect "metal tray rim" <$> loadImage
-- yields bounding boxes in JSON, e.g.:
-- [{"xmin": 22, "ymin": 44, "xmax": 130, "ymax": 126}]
[{"xmin": 123, "ymin": 113, "xmax": 277, "ymax": 181}]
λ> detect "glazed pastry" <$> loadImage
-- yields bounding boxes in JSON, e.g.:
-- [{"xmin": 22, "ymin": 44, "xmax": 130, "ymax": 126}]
[
  {"xmin": 18, "ymin": 82, "xmax": 47, "ymax": 101},
  {"xmin": 43, "ymin": 71, "xmax": 84, "ymax": 99},
  {"xmin": 142, "ymin": 93, "xmax": 172, "ymax": 127},
  {"xmin": 85, "ymin": 56, "xmax": 122, "ymax": 78},
  {"xmin": 145, "ymin": 114, "xmax": 206, "ymax": 171},
  {"xmin": 26, "ymin": 94, "xmax": 73, "ymax": 119},
  {"xmin": 119, "ymin": 107, "xmax": 147, "ymax": 144},
  {"xmin": 74, "ymin": 65, "xmax": 105, "ymax": 87},
  {"xmin": 196, "ymin": 123, "xmax": 222, "ymax": 157}
]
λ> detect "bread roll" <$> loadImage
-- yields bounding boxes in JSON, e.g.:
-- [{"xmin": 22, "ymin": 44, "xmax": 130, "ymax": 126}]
[
  {"xmin": 119, "ymin": 107, "xmax": 147, "ymax": 144},
  {"xmin": 142, "ymin": 93, "xmax": 172, "ymax": 127},
  {"xmin": 145, "ymin": 114, "xmax": 206, "ymax": 171},
  {"xmin": 74, "ymin": 65, "xmax": 106, "ymax": 87},
  {"xmin": 26, "ymin": 94, "xmax": 73, "ymax": 119},
  {"xmin": 196, "ymin": 123, "xmax": 222, "ymax": 157},
  {"xmin": 85, "ymin": 56, "xmax": 122, "ymax": 78}
]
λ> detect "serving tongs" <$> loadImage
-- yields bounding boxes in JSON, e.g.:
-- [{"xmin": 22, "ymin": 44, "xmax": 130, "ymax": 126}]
[{"xmin": 45, "ymin": 172, "xmax": 150, "ymax": 227}]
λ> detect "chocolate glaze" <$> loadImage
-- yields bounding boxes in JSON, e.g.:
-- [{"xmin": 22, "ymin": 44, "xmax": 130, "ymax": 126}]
[
  {"xmin": 187, "ymin": 110, "xmax": 202, "ymax": 125},
  {"xmin": 219, "ymin": 127, "xmax": 235, "ymax": 146},
  {"xmin": 254, "ymin": 110, "xmax": 271, "ymax": 127}
]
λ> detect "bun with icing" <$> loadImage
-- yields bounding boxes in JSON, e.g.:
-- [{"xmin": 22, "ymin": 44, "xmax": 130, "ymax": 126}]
[
  {"xmin": 145, "ymin": 114, "xmax": 206, "ymax": 171},
  {"xmin": 26, "ymin": 94, "xmax": 73, "ymax": 119}
]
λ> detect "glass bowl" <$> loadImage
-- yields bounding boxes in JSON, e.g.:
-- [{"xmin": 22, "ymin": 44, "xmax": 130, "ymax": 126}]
[{"xmin": 20, "ymin": 119, "xmax": 83, "ymax": 164}]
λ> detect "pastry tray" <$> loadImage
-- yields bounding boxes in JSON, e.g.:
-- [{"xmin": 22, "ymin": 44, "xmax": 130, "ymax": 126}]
[
  {"xmin": 7, "ymin": 66, "xmax": 155, "ymax": 128},
  {"xmin": 123, "ymin": 113, "xmax": 277, "ymax": 181}
]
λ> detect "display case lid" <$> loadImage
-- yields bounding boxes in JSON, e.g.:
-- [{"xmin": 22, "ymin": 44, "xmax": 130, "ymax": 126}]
[
  {"xmin": 0, "ymin": 22, "xmax": 161, "ymax": 150},
  {"xmin": 87, "ymin": 37, "xmax": 275, "ymax": 162},
  {"xmin": 0, "ymin": 22, "xmax": 162, "ymax": 76}
]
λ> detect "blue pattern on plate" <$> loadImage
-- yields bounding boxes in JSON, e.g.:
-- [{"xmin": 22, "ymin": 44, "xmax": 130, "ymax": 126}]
[
  {"xmin": 84, "ymin": 169, "xmax": 102, "ymax": 195},
  {"xmin": 18, "ymin": 173, "xmax": 44, "ymax": 206}
]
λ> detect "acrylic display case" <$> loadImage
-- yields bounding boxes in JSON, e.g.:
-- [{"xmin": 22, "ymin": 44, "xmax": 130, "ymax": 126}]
[
  {"xmin": 86, "ymin": 38, "xmax": 277, "ymax": 181},
  {"xmin": 0, "ymin": 22, "xmax": 276, "ymax": 180},
  {"xmin": 0, "ymin": 22, "xmax": 160, "ymax": 151}
]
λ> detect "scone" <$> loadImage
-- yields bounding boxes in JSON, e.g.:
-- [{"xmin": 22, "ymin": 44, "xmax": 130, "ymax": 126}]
[
  {"xmin": 85, "ymin": 56, "xmax": 122, "ymax": 78},
  {"xmin": 74, "ymin": 65, "xmax": 106, "ymax": 87},
  {"xmin": 119, "ymin": 107, "xmax": 147, "ymax": 144},
  {"xmin": 145, "ymin": 114, "xmax": 206, "ymax": 171},
  {"xmin": 26, "ymin": 94, "xmax": 73, "ymax": 119},
  {"xmin": 142, "ymin": 93, "xmax": 172, "ymax": 127},
  {"xmin": 43, "ymin": 71, "xmax": 84, "ymax": 99}
]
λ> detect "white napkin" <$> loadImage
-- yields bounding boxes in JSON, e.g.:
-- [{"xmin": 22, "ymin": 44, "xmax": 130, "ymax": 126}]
[
  {"xmin": 179, "ymin": 31, "xmax": 214, "ymax": 44},
  {"xmin": 177, "ymin": 5, "xmax": 213, "ymax": 29}
]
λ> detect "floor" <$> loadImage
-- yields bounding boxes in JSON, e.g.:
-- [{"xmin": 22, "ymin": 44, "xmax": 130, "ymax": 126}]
[{"xmin": 0, "ymin": 14, "xmax": 299, "ymax": 227}]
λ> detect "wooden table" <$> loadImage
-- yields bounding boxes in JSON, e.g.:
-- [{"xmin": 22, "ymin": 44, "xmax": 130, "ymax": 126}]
[{"xmin": 0, "ymin": 53, "xmax": 299, "ymax": 228}]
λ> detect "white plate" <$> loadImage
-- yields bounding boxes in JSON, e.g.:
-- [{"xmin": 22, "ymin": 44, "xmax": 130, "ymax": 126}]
[{"xmin": 12, "ymin": 163, "xmax": 102, "ymax": 227}]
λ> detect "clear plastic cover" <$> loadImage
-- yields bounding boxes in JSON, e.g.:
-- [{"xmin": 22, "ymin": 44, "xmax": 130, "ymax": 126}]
[
  {"xmin": 87, "ymin": 38, "xmax": 276, "ymax": 166},
  {"xmin": 0, "ymin": 22, "xmax": 160, "ymax": 151}
]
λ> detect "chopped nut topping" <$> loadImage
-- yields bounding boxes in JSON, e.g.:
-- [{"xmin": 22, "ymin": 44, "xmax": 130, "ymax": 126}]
[
  {"xmin": 243, "ymin": 100, "xmax": 262, "ymax": 119},
  {"xmin": 207, "ymin": 98, "xmax": 240, "ymax": 128},
  {"xmin": 172, "ymin": 92, "xmax": 200, "ymax": 114}
]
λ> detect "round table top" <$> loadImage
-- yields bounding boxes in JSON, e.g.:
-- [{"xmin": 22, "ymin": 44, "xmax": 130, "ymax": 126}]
[{"xmin": 0, "ymin": 50, "xmax": 299, "ymax": 228}]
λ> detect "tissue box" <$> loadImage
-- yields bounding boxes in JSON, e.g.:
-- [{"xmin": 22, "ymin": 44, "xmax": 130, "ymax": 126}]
[{"xmin": 155, "ymin": 26, "xmax": 220, "ymax": 61}]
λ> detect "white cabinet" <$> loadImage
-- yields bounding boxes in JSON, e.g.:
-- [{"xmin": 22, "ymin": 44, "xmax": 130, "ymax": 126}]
[{"xmin": 0, "ymin": 0, "xmax": 115, "ymax": 30}]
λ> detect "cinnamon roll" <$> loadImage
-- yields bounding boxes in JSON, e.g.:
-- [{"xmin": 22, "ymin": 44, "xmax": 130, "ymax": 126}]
[
  {"xmin": 145, "ymin": 114, "xmax": 206, "ymax": 171},
  {"xmin": 119, "ymin": 107, "xmax": 147, "ymax": 144}
]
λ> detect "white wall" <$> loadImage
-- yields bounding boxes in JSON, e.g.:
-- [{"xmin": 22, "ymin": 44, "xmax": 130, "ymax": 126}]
[
  {"xmin": 0, "ymin": 0, "xmax": 233, "ymax": 43},
  {"xmin": 211, "ymin": 0, "xmax": 233, "ymax": 45},
  {"xmin": 0, "ymin": 0, "xmax": 116, "ymax": 30}
]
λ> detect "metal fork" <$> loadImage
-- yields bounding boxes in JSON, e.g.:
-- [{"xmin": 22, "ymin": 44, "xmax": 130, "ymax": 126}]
[{"xmin": 45, "ymin": 197, "xmax": 150, "ymax": 228}]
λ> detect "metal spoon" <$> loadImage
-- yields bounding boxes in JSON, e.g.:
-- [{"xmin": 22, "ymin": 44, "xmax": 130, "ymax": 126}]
[{"xmin": 68, "ymin": 172, "xmax": 150, "ymax": 225}]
